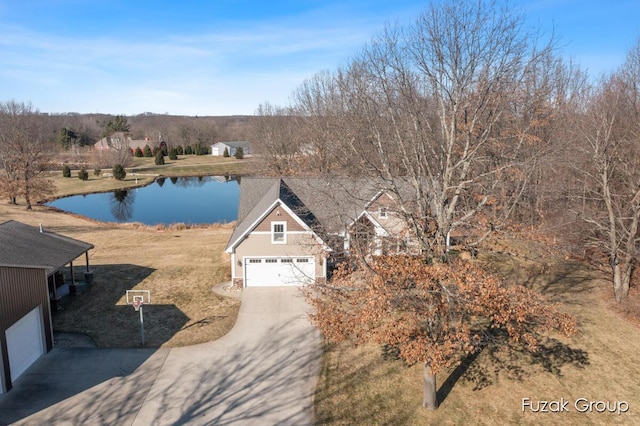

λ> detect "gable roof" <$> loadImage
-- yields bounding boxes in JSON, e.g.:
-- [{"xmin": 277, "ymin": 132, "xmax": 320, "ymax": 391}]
[
  {"xmin": 225, "ymin": 178, "xmax": 319, "ymax": 252},
  {"xmin": 0, "ymin": 221, "xmax": 94, "ymax": 275},
  {"xmin": 225, "ymin": 177, "xmax": 384, "ymax": 252}
]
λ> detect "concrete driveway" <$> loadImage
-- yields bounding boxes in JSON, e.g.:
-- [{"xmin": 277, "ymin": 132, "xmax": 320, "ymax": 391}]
[{"xmin": 0, "ymin": 287, "xmax": 322, "ymax": 425}]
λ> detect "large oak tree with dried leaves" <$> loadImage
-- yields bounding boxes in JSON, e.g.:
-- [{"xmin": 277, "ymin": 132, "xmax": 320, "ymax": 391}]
[
  {"xmin": 306, "ymin": 256, "xmax": 577, "ymax": 409},
  {"xmin": 264, "ymin": 0, "xmax": 580, "ymax": 410}
]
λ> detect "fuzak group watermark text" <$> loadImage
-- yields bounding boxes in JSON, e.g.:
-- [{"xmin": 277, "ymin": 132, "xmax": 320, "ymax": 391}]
[{"xmin": 522, "ymin": 398, "xmax": 629, "ymax": 415}]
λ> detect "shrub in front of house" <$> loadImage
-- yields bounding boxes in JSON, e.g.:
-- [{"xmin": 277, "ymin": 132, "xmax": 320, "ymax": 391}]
[
  {"xmin": 134, "ymin": 147, "xmax": 143, "ymax": 157},
  {"xmin": 113, "ymin": 164, "xmax": 126, "ymax": 180},
  {"xmin": 223, "ymin": 147, "xmax": 230, "ymax": 157},
  {"xmin": 176, "ymin": 145, "xmax": 184, "ymax": 155},
  {"xmin": 94, "ymin": 168, "xmax": 101, "ymax": 176},
  {"xmin": 78, "ymin": 168, "xmax": 89, "ymax": 181},
  {"xmin": 143, "ymin": 145, "xmax": 152, "ymax": 157},
  {"xmin": 185, "ymin": 145, "xmax": 193, "ymax": 155},
  {"xmin": 62, "ymin": 165, "xmax": 71, "ymax": 178}
]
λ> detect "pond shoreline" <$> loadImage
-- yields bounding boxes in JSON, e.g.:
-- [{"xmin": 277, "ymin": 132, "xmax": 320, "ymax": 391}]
[
  {"xmin": 43, "ymin": 175, "xmax": 240, "ymax": 226},
  {"xmin": 40, "ymin": 170, "xmax": 244, "ymax": 203}
]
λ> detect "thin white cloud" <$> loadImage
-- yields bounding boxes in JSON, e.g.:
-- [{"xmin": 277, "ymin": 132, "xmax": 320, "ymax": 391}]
[{"xmin": 0, "ymin": 14, "xmax": 375, "ymax": 115}]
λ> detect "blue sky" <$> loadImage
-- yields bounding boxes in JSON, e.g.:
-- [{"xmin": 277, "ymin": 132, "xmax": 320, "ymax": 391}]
[{"xmin": 0, "ymin": 0, "xmax": 638, "ymax": 116}]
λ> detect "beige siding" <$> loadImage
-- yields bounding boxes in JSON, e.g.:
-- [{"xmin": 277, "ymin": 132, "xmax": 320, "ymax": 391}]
[
  {"xmin": 234, "ymin": 233, "xmax": 325, "ymax": 279},
  {"xmin": 366, "ymin": 192, "xmax": 408, "ymax": 236},
  {"xmin": 366, "ymin": 192, "xmax": 395, "ymax": 215},
  {"xmin": 254, "ymin": 203, "xmax": 305, "ymax": 232}
]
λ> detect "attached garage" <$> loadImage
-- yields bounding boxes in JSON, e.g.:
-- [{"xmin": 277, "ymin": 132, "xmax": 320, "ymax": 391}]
[
  {"xmin": 244, "ymin": 257, "xmax": 315, "ymax": 287},
  {"xmin": 6, "ymin": 307, "xmax": 44, "ymax": 383}
]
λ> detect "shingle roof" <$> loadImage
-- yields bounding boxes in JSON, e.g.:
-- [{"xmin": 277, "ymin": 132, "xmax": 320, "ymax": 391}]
[
  {"xmin": 225, "ymin": 177, "xmax": 384, "ymax": 252},
  {"xmin": 0, "ymin": 221, "xmax": 94, "ymax": 275},
  {"xmin": 214, "ymin": 141, "xmax": 251, "ymax": 149}
]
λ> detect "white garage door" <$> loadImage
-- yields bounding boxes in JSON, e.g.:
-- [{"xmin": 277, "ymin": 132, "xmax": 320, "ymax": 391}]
[
  {"xmin": 245, "ymin": 257, "xmax": 315, "ymax": 287},
  {"xmin": 6, "ymin": 307, "xmax": 44, "ymax": 383}
]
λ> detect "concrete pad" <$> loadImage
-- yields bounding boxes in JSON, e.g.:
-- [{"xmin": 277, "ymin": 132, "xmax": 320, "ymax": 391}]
[
  {"xmin": 0, "ymin": 348, "xmax": 169, "ymax": 426},
  {"xmin": 133, "ymin": 287, "xmax": 322, "ymax": 425}
]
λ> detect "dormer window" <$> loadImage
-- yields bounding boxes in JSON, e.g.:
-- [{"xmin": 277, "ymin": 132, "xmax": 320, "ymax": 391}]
[
  {"xmin": 272, "ymin": 221, "xmax": 286, "ymax": 244},
  {"xmin": 378, "ymin": 207, "xmax": 388, "ymax": 219}
]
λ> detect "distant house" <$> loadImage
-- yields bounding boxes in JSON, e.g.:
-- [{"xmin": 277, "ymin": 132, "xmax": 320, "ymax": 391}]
[
  {"xmin": 0, "ymin": 221, "xmax": 93, "ymax": 393},
  {"xmin": 211, "ymin": 141, "xmax": 251, "ymax": 157},
  {"xmin": 225, "ymin": 177, "xmax": 420, "ymax": 288},
  {"xmin": 94, "ymin": 132, "xmax": 166, "ymax": 153}
]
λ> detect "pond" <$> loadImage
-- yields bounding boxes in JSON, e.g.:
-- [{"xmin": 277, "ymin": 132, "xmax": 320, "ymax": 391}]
[{"xmin": 46, "ymin": 176, "xmax": 240, "ymax": 225}]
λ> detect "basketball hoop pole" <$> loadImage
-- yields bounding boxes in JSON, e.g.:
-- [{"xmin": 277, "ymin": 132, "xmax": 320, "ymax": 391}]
[{"xmin": 138, "ymin": 304, "xmax": 145, "ymax": 346}]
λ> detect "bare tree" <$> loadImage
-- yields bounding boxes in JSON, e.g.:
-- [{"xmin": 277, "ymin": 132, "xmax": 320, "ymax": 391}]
[
  {"xmin": 571, "ymin": 38, "xmax": 640, "ymax": 302},
  {"xmin": 252, "ymin": 102, "xmax": 302, "ymax": 174},
  {"xmin": 0, "ymin": 101, "xmax": 55, "ymax": 209},
  {"xmin": 287, "ymin": 0, "xmax": 581, "ymax": 411},
  {"xmin": 285, "ymin": 0, "xmax": 567, "ymax": 260}
]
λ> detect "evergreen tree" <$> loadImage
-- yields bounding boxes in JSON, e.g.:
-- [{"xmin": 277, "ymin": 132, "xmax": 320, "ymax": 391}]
[
  {"xmin": 169, "ymin": 148, "xmax": 178, "ymax": 160},
  {"xmin": 235, "ymin": 147, "xmax": 244, "ymax": 159},
  {"xmin": 154, "ymin": 150, "xmax": 165, "ymax": 165},
  {"xmin": 112, "ymin": 164, "xmax": 126, "ymax": 180}
]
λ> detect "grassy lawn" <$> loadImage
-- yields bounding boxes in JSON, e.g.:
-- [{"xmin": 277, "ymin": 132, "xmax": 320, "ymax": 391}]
[
  {"xmin": 314, "ymin": 241, "xmax": 640, "ymax": 425},
  {"xmin": 48, "ymin": 155, "xmax": 252, "ymax": 199},
  {"xmin": 0, "ymin": 202, "xmax": 240, "ymax": 348}
]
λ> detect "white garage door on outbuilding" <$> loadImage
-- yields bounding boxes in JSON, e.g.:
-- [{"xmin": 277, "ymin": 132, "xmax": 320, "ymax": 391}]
[
  {"xmin": 6, "ymin": 307, "xmax": 44, "ymax": 383},
  {"xmin": 244, "ymin": 257, "xmax": 315, "ymax": 287}
]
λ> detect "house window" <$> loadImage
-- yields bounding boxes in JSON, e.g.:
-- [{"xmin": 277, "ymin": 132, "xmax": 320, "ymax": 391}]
[
  {"xmin": 248, "ymin": 259, "xmax": 262, "ymax": 264},
  {"xmin": 271, "ymin": 222, "xmax": 286, "ymax": 244},
  {"xmin": 379, "ymin": 207, "xmax": 388, "ymax": 219},
  {"xmin": 265, "ymin": 259, "xmax": 278, "ymax": 263},
  {"xmin": 296, "ymin": 258, "xmax": 309, "ymax": 263},
  {"xmin": 281, "ymin": 258, "xmax": 293, "ymax": 263}
]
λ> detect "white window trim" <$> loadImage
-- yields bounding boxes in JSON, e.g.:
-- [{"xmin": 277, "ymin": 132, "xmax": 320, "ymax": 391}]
[{"xmin": 271, "ymin": 221, "xmax": 287, "ymax": 244}]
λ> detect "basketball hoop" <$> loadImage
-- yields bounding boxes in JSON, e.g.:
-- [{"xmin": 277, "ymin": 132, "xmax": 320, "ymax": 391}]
[
  {"xmin": 125, "ymin": 290, "xmax": 151, "ymax": 345},
  {"xmin": 133, "ymin": 299, "xmax": 143, "ymax": 311}
]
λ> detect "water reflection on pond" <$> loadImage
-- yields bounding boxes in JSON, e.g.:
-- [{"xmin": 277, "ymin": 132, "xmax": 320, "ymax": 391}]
[{"xmin": 46, "ymin": 175, "xmax": 240, "ymax": 225}]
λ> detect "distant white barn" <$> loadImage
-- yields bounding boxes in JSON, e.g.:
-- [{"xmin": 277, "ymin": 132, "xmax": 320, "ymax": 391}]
[{"xmin": 211, "ymin": 141, "xmax": 251, "ymax": 157}]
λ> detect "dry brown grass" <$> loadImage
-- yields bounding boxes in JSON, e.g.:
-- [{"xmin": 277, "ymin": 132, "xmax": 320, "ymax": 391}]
[
  {"xmin": 0, "ymin": 202, "xmax": 240, "ymax": 348},
  {"xmin": 314, "ymin": 238, "xmax": 640, "ymax": 425}
]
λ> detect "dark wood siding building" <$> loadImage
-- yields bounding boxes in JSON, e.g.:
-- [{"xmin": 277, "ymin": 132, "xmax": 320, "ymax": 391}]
[{"xmin": 0, "ymin": 265, "xmax": 52, "ymax": 393}]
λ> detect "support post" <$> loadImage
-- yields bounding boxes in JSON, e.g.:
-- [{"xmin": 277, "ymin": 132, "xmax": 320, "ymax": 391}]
[
  {"xmin": 69, "ymin": 261, "xmax": 76, "ymax": 293},
  {"xmin": 84, "ymin": 252, "xmax": 94, "ymax": 285}
]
